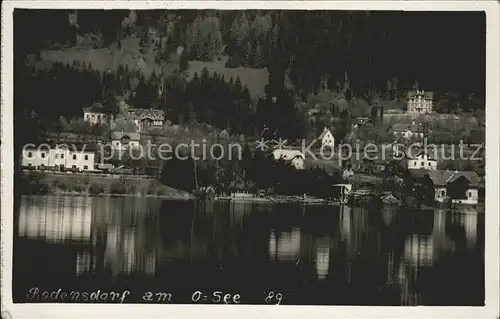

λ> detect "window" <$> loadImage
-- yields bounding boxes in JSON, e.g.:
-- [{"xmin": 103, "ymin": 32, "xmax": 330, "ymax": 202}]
[
  {"xmin": 41, "ymin": 153, "xmax": 46, "ymax": 158},
  {"xmin": 41, "ymin": 164, "xmax": 44, "ymax": 167},
  {"xmin": 468, "ymin": 191, "xmax": 472, "ymax": 198},
  {"xmin": 28, "ymin": 152, "xmax": 33, "ymax": 158},
  {"xmin": 83, "ymin": 165, "xmax": 88, "ymax": 170},
  {"xmin": 72, "ymin": 165, "xmax": 77, "ymax": 169},
  {"xmin": 428, "ymin": 162, "xmax": 431, "ymax": 166},
  {"xmin": 92, "ymin": 114, "xmax": 95, "ymax": 118},
  {"xmin": 61, "ymin": 154, "xmax": 64, "ymax": 159},
  {"xmin": 84, "ymin": 155, "xmax": 88, "ymax": 160},
  {"xmin": 421, "ymin": 161, "xmax": 424, "ymax": 167},
  {"xmin": 28, "ymin": 163, "xmax": 32, "ymax": 167},
  {"xmin": 73, "ymin": 154, "xmax": 77, "ymax": 160},
  {"xmin": 86, "ymin": 115, "xmax": 90, "ymax": 119},
  {"xmin": 441, "ymin": 190, "xmax": 445, "ymax": 197}
]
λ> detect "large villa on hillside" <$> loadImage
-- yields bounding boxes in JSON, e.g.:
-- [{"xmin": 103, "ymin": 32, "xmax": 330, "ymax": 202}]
[
  {"xmin": 83, "ymin": 102, "xmax": 165, "ymax": 132},
  {"xmin": 83, "ymin": 103, "xmax": 114, "ymax": 125},
  {"xmin": 407, "ymin": 90, "xmax": 434, "ymax": 115},
  {"xmin": 125, "ymin": 108, "xmax": 165, "ymax": 132}
]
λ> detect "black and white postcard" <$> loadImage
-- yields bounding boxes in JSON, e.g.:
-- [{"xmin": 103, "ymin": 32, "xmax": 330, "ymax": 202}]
[{"xmin": 1, "ymin": 1, "xmax": 499, "ymax": 319}]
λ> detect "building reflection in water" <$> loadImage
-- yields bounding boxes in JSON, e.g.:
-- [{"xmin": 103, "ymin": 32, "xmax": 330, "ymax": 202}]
[
  {"xmin": 339, "ymin": 206, "xmax": 369, "ymax": 282},
  {"xmin": 451, "ymin": 207, "xmax": 478, "ymax": 249},
  {"xmin": 382, "ymin": 206, "xmax": 397, "ymax": 226},
  {"xmin": 314, "ymin": 236, "xmax": 331, "ymax": 280},
  {"xmin": 268, "ymin": 228, "xmax": 301, "ymax": 261},
  {"xmin": 395, "ymin": 208, "xmax": 465, "ymax": 305},
  {"xmin": 18, "ymin": 195, "xmax": 161, "ymax": 277},
  {"xmin": 18, "ymin": 195, "xmax": 92, "ymax": 243},
  {"xmin": 17, "ymin": 195, "xmax": 484, "ymax": 305},
  {"xmin": 229, "ymin": 201, "xmax": 253, "ymax": 225}
]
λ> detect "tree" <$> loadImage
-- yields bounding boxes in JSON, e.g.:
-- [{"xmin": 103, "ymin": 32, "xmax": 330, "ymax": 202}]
[
  {"xmin": 436, "ymin": 91, "xmax": 461, "ymax": 114},
  {"xmin": 254, "ymin": 43, "xmax": 264, "ymax": 68},
  {"xmin": 243, "ymin": 41, "xmax": 252, "ymax": 66},
  {"xmin": 230, "ymin": 13, "xmax": 250, "ymax": 49},
  {"xmin": 241, "ymin": 144, "xmax": 253, "ymax": 175},
  {"xmin": 113, "ymin": 116, "xmax": 137, "ymax": 132},
  {"xmin": 179, "ymin": 48, "xmax": 189, "ymax": 71}
]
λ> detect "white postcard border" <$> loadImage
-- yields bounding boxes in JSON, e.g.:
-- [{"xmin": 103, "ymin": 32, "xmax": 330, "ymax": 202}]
[{"xmin": 1, "ymin": 1, "xmax": 499, "ymax": 319}]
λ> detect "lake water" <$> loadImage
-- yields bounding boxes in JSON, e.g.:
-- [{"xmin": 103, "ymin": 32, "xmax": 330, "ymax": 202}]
[{"xmin": 13, "ymin": 195, "xmax": 484, "ymax": 305}]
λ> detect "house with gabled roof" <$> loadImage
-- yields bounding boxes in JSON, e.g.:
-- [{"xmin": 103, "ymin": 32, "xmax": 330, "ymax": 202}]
[
  {"xmin": 407, "ymin": 151, "xmax": 438, "ymax": 171},
  {"xmin": 272, "ymin": 149, "xmax": 305, "ymax": 170},
  {"xmin": 83, "ymin": 102, "xmax": 114, "ymax": 126},
  {"xmin": 228, "ymin": 175, "xmax": 255, "ymax": 198},
  {"xmin": 381, "ymin": 193, "xmax": 401, "ymax": 206},
  {"xmin": 388, "ymin": 123, "xmax": 424, "ymax": 140},
  {"xmin": 412, "ymin": 170, "xmax": 482, "ymax": 205},
  {"xmin": 126, "ymin": 108, "xmax": 165, "ymax": 132},
  {"xmin": 318, "ymin": 127, "xmax": 335, "ymax": 149},
  {"xmin": 111, "ymin": 131, "xmax": 141, "ymax": 151}
]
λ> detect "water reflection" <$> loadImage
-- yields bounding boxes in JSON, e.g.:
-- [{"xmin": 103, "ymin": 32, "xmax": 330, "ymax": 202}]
[
  {"xmin": 268, "ymin": 228, "xmax": 301, "ymax": 261},
  {"xmin": 314, "ymin": 237, "xmax": 331, "ymax": 280},
  {"xmin": 18, "ymin": 196, "xmax": 92, "ymax": 243},
  {"xmin": 15, "ymin": 195, "xmax": 484, "ymax": 305}
]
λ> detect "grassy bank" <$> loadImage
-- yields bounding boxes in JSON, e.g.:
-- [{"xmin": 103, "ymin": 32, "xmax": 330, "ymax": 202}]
[{"xmin": 17, "ymin": 171, "xmax": 195, "ymax": 200}]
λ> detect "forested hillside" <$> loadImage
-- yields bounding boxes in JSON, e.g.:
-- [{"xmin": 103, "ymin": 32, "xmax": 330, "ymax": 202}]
[
  {"xmin": 15, "ymin": 10, "xmax": 486, "ymax": 99},
  {"xmin": 14, "ymin": 10, "xmax": 485, "ymax": 149}
]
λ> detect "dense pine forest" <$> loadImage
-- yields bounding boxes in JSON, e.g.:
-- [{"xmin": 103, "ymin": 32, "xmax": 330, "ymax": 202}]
[
  {"xmin": 15, "ymin": 10, "xmax": 486, "ymax": 140},
  {"xmin": 15, "ymin": 10, "xmax": 485, "ymax": 96}
]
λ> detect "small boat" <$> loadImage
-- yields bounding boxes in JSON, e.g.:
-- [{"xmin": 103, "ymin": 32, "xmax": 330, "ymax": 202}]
[
  {"xmin": 298, "ymin": 198, "xmax": 326, "ymax": 205},
  {"xmin": 214, "ymin": 196, "xmax": 232, "ymax": 201},
  {"xmin": 230, "ymin": 197, "xmax": 273, "ymax": 203}
]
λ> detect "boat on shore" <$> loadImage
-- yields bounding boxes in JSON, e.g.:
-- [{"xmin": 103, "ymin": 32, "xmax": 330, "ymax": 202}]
[{"xmin": 213, "ymin": 196, "xmax": 232, "ymax": 201}]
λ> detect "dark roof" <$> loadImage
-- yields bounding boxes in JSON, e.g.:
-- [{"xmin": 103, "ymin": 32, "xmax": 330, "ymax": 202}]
[
  {"xmin": 407, "ymin": 90, "xmax": 434, "ymax": 100},
  {"xmin": 381, "ymin": 193, "xmax": 401, "ymax": 204},
  {"xmin": 229, "ymin": 177, "xmax": 253, "ymax": 190},
  {"xmin": 23, "ymin": 143, "xmax": 99, "ymax": 152},
  {"xmin": 111, "ymin": 132, "xmax": 140, "ymax": 141},
  {"xmin": 409, "ymin": 151, "xmax": 437, "ymax": 161},
  {"xmin": 83, "ymin": 102, "xmax": 112, "ymax": 113},
  {"xmin": 427, "ymin": 170, "xmax": 481, "ymax": 187},
  {"xmin": 128, "ymin": 108, "xmax": 165, "ymax": 120},
  {"xmin": 409, "ymin": 168, "xmax": 431, "ymax": 180},
  {"xmin": 355, "ymin": 117, "xmax": 371, "ymax": 125}
]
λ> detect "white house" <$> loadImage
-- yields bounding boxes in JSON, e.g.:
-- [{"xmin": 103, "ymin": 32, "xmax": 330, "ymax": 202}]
[
  {"xmin": 272, "ymin": 149, "xmax": 305, "ymax": 170},
  {"xmin": 83, "ymin": 102, "xmax": 114, "ymax": 126},
  {"xmin": 407, "ymin": 90, "xmax": 434, "ymax": 114},
  {"xmin": 21, "ymin": 145, "xmax": 95, "ymax": 172},
  {"xmin": 426, "ymin": 170, "xmax": 481, "ymax": 205},
  {"xmin": 22, "ymin": 147, "xmax": 50, "ymax": 169},
  {"xmin": 407, "ymin": 152, "xmax": 438, "ymax": 170},
  {"xmin": 111, "ymin": 132, "xmax": 141, "ymax": 151},
  {"xmin": 66, "ymin": 149, "xmax": 95, "ymax": 171},
  {"xmin": 125, "ymin": 108, "xmax": 165, "ymax": 132},
  {"xmin": 390, "ymin": 123, "xmax": 424, "ymax": 140},
  {"xmin": 318, "ymin": 127, "xmax": 335, "ymax": 149}
]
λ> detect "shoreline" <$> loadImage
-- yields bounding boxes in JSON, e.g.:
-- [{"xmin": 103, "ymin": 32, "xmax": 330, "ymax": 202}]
[{"xmin": 22, "ymin": 190, "xmax": 196, "ymax": 200}]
